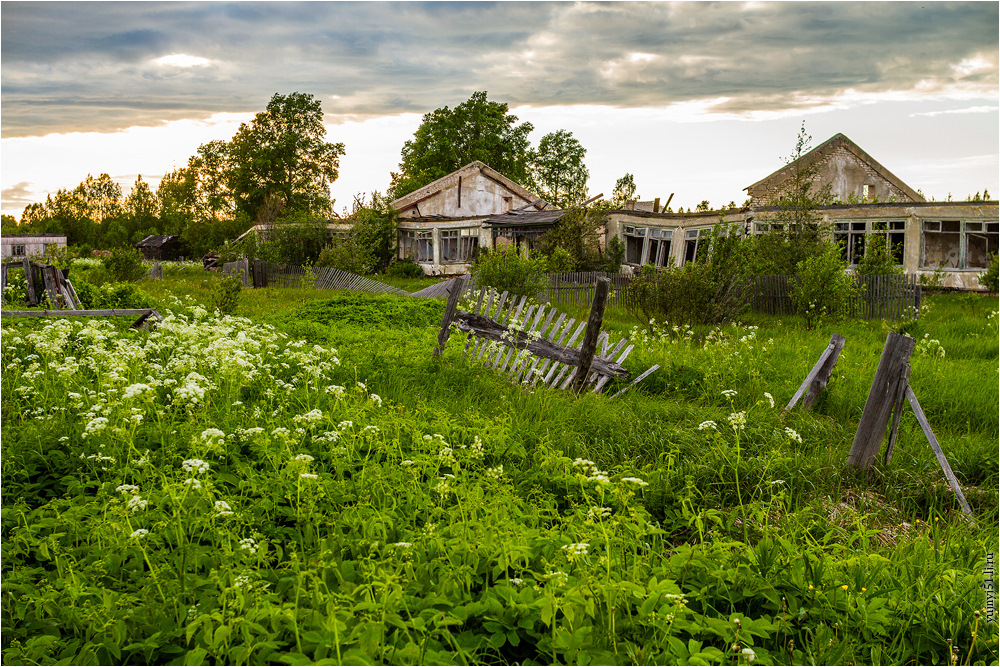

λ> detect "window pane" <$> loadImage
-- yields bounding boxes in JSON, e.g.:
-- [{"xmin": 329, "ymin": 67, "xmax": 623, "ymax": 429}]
[{"xmin": 922, "ymin": 231, "xmax": 960, "ymax": 268}]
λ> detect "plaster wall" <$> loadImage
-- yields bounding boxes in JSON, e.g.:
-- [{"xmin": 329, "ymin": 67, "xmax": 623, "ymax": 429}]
[{"xmin": 399, "ymin": 171, "xmax": 528, "ymax": 219}]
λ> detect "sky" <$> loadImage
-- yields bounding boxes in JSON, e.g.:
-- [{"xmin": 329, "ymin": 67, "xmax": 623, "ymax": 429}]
[{"xmin": 2, "ymin": 1, "xmax": 998, "ymax": 220}]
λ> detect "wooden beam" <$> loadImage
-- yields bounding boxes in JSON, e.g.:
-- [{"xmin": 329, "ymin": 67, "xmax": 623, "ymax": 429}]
[
  {"xmin": 847, "ymin": 332, "xmax": 916, "ymax": 468},
  {"xmin": 905, "ymin": 385, "xmax": 973, "ymax": 516},
  {"xmin": 883, "ymin": 363, "xmax": 911, "ymax": 465},
  {"xmin": 433, "ymin": 275, "xmax": 469, "ymax": 358},
  {"xmin": 782, "ymin": 334, "xmax": 846, "ymax": 414},
  {"xmin": 573, "ymin": 278, "xmax": 609, "ymax": 393}
]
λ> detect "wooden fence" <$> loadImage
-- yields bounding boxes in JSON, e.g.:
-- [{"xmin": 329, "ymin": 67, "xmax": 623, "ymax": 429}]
[
  {"xmin": 221, "ymin": 259, "xmax": 410, "ymax": 297},
  {"xmin": 537, "ymin": 271, "xmax": 921, "ymax": 321}
]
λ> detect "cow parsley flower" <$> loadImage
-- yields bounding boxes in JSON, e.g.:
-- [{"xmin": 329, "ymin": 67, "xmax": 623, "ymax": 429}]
[
  {"xmin": 184, "ymin": 478, "xmax": 202, "ymax": 490},
  {"xmin": 130, "ymin": 528, "xmax": 149, "ymax": 539},
  {"xmin": 622, "ymin": 477, "xmax": 649, "ymax": 487},
  {"xmin": 214, "ymin": 500, "xmax": 233, "ymax": 517},
  {"xmin": 728, "ymin": 411, "xmax": 747, "ymax": 429},
  {"xmin": 698, "ymin": 420, "xmax": 718, "ymax": 431},
  {"xmin": 116, "ymin": 484, "xmax": 140, "ymax": 496},
  {"xmin": 293, "ymin": 453, "xmax": 314, "ymax": 463},
  {"xmin": 182, "ymin": 459, "xmax": 210, "ymax": 475},
  {"xmin": 763, "ymin": 392, "xmax": 775, "ymax": 408},
  {"xmin": 784, "ymin": 427, "xmax": 803, "ymax": 443},
  {"xmin": 299, "ymin": 473, "xmax": 319, "ymax": 480},
  {"xmin": 126, "ymin": 496, "xmax": 148, "ymax": 513},
  {"xmin": 239, "ymin": 537, "xmax": 258, "ymax": 554},
  {"xmin": 721, "ymin": 389, "xmax": 738, "ymax": 398}
]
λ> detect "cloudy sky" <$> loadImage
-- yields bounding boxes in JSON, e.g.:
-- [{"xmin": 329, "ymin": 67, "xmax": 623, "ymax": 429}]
[{"xmin": 2, "ymin": 1, "xmax": 998, "ymax": 219}]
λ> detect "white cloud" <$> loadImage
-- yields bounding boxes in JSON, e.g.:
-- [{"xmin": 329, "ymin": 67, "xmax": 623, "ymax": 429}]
[
  {"xmin": 153, "ymin": 54, "xmax": 213, "ymax": 68},
  {"xmin": 910, "ymin": 105, "xmax": 1000, "ymax": 118}
]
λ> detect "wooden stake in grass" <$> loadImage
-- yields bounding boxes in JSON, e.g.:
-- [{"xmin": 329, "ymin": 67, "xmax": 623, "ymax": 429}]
[
  {"xmin": 432, "ymin": 275, "xmax": 468, "ymax": 358},
  {"xmin": 847, "ymin": 332, "xmax": 916, "ymax": 468},
  {"xmin": 573, "ymin": 277, "xmax": 609, "ymax": 394},
  {"xmin": 782, "ymin": 333, "xmax": 845, "ymax": 414}
]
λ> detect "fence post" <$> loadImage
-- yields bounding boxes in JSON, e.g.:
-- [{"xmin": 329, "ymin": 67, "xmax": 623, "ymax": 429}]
[
  {"xmin": 433, "ymin": 275, "xmax": 469, "ymax": 358},
  {"xmin": 573, "ymin": 278, "xmax": 610, "ymax": 394},
  {"xmin": 847, "ymin": 332, "xmax": 917, "ymax": 468}
]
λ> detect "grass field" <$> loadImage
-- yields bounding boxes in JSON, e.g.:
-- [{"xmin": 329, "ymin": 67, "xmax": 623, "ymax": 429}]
[{"xmin": 2, "ymin": 266, "xmax": 997, "ymax": 665}]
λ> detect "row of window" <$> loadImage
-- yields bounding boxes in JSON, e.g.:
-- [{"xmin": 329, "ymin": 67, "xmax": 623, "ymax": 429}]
[
  {"xmin": 399, "ymin": 228, "xmax": 480, "ymax": 264},
  {"xmin": 623, "ymin": 220, "xmax": 998, "ymax": 270}
]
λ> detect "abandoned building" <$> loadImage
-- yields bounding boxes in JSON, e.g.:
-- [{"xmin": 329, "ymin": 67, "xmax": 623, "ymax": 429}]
[
  {"xmin": 383, "ymin": 134, "xmax": 995, "ymax": 289},
  {"xmin": 1, "ymin": 233, "xmax": 67, "ymax": 260},
  {"xmin": 391, "ymin": 161, "xmax": 555, "ymax": 275},
  {"xmin": 135, "ymin": 234, "xmax": 183, "ymax": 261}
]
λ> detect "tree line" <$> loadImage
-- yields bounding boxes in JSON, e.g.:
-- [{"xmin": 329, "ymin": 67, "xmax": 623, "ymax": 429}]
[{"xmin": 4, "ymin": 90, "xmax": 621, "ymax": 262}]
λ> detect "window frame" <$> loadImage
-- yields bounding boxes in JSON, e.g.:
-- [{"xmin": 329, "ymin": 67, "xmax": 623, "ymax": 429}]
[
  {"xmin": 622, "ymin": 225, "xmax": 673, "ymax": 267},
  {"xmin": 920, "ymin": 219, "xmax": 998, "ymax": 270},
  {"xmin": 833, "ymin": 220, "xmax": 906, "ymax": 266}
]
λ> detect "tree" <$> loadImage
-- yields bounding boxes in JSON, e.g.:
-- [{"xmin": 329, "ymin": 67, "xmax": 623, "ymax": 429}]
[
  {"xmin": 757, "ymin": 122, "xmax": 834, "ymax": 274},
  {"xmin": 610, "ymin": 174, "xmax": 638, "ymax": 208},
  {"xmin": 74, "ymin": 173, "xmax": 123, "ymax": 223},
  {"xmin": 528, "ymin": 130, "xmax": 589, "ymax": 208},
  {"xmin": 124, "ymin": 175, "xmax": 160, "ymax": 240},
  {"xmin": 389, "ymin": 91, "xmax": 534, "ymax": 199},
  {"xmin": 224, "ymin": 92, "xmax": 345, "ymax": 218}
]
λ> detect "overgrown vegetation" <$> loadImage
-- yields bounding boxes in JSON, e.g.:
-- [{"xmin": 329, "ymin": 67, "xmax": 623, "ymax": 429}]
[
  {"xmin": 472, "ymin": 246, "xmax": 548, "ymax": 298},
  {"xmin": 2, "ymin": 266, "xmax": 997, "ymax": 665}
]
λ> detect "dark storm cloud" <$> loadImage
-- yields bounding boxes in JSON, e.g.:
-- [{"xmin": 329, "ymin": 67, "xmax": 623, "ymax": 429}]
[{"xmin": 1, "ymin": 1, "xmax": 996, "ymax": 137}]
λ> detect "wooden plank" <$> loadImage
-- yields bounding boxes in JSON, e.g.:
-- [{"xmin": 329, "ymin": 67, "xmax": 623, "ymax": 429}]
[
  {"xmin": 22, "ymin": 257, "xmax": 37, "ymax": 306},
  {"xmin": 522, "ymin": 311, "xmax": 565, "ymax": 384},
  {"xmin": 610, "ymin": 364, "xmax": 660, "ymax": 399},
  {"xmin": 532, "ymin": 315, "xmax": 576, "ymax": 386},
  {"xmin": 40, "ymin": 265, "xmax": 61, "ymax": 306},
  {"xmin": 847, "ymin": 332, "xmax": 917, "ymax": 468},
  {"xmin": 491, "ymin": 295, "xmax": 526, "ymax": 368},
  {"xmin": 510, "ymin": 304, "xmax": 549, "ymax": 380},
  {"xmin": 463, "ymin": 287, "xmax": 488, "ymax": 356},
  {"xmin": 63, "ymin": 279, "xmax": 82, "ymax": 310},
  {"xmin": 500, "ymin": 304, "xmax": 536, "ymax": 373},
  {"xmin": 547, "ymin": 321, "xmax": 587, "ymax": 388},
  {"xmin": 905, "ymin": 385, "xmax": 974, "ymax": 516},
  {"xmin": 883, "ymin": 363, "xmax": 911, "ymax": 465},
  {"xmin": 474, "ymin": 291, "xmax": 508, "ymax": 361},
  {"xmin": 782, "ymin": 334, "xmax": 846, "ymax": 414},
  {"xmin": 433, "ymin": 275, "xmax": 469, "ymax": 358},
  {"xmin": 2, "ymin": 308, "xmax": 161, "ymax": 319},
  {"xmin": 592, "ymin": 338, "xmax": 631, "ymax": 394},
  {"xmin": 0, "ymin": 263, "xmax": 7, "ymax": 298},
  {"xmin": 573, "ymin": 278, "xmax": 610, "ymax": 393}
]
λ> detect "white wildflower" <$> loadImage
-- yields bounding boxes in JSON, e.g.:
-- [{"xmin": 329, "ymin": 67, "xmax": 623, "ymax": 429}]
[
  {"xmin": 214, "ymin": 500, "xmax": 233, "ymax": 517},
  {"xmin": 698, "ymin": 420, "xmax": 718, "ymax": 431},
  {"xmin": 784, "ymin": 427, "xmax": 803, "ymax": 443},
  {"xmin": 126, "ymin": 496, "xmax": 148, "ymax": 513},
  {"xmin": 130, "ymin": 528, "xmax": 149, "ymax": 539},
  {"xmin": 239, "ymin": 537, "xmax": 258, "ymax": 554},
  {"xmin": 299, "ymin": 473, "xmax": 319, "ymax": 480},
  {"xmin": 293, "ymin": 453, "xmax": 315, "ymax": 463},
  {"xmin": 728, "ymin": 411, "xmax": 747, "ymax": 429},
  {"xmin": 116, "ymin": 484, "xmax": 140, "ymax": 495},
  {"xmin": 621, "ymin": 477, "xmax": 649, "ymax": 487},
  {"xmin": 721, "ymin": 389, "xmax": 738, "ymax": 398},
  {"xmin": 184, "ymin": 478, "xmax": 202, "ymax": 490},
  {"xmin": 763, "ymin": 392, "xmax": 775, "ymax": 408},
  {"xmin": 182, "ymin": 459, "xmax": 210, "ymax": 475}
]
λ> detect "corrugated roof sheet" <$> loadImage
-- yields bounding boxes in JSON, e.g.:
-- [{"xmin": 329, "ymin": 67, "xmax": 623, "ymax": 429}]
[{"xmin": 484, "ymin": 209, "xmax": 569, "ymax": 227}]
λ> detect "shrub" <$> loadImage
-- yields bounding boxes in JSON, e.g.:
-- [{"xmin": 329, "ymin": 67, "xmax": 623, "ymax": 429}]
[
  {"xmin": 386, "ymin": 258, "xmax": 426, "ymax": 278},
  {"xmin": 544, "ymin": 247, "xmax": 576, "ymax": 273},
  {"xmin": 625, "ymin": 222, "xmax": 754, "ymax": 326},
  {"xmin": 75, "ymin": 282, "xmax": 151, "ymax": 310},
  {"xmin": 101, "ymin": 247, "xmax": 147, "ymax": 283},
  {"xmin": 855, "ymin": 229, "xmax": 904, "ymax": 276},
  {"xmin": 979, "ymin": 253, "xmax": 999, "ymax": 292},
  {"xmin": 789, "ymin": 241, "xmax": 859, "ymax": 329},
  {"xmin": 2, "ymin": 270, "xmax": 28, "ymax": 306},
  {"xmin": 472, "ymin": 245, "xmax": 547, "ymax": 298},
  {"xmin": 316, "ymin": 237, "xmax": 373, "ymax": 275},
  {"xmin": 212, "ymin": 275, "xmax": 243, "ymax": 315}
]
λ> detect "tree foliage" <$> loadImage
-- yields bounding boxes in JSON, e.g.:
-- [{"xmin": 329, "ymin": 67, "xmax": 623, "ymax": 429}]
[
  {"xmin": 389, "ymin": 91, "xmax": 534, "ymax": 199},
  {"xmin": 528, "ymin": 130, "xmax": 589, "ymax": 208},
  {"xmin": 225, "ymin": 92, "xmax": 345, "ymax": 218}
]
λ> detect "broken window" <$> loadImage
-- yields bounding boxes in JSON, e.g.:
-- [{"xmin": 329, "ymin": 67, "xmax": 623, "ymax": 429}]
[
  {"xmin": 921, "ymin": 220, "xmax": 962, "ymax": 269},
  {"xmin": 834, "ymin": 220, "xmax": 905, "ymax": 265},
  {"xmin": 645, "ymin": 228, "xmax": 673, "ymax": 267},
  {"xmin": 400, "ymin": 230, "xmax": 434, "ymax": 263},
  {"xmin": 11, "ymin": 244, "xmax": 25, "ymax": 257},
  {"xmin": 459, "ymin": 228, "xmax": 479, "ymax": 262},
  {"xmin": 684, "ymin": 229, "xmax": 710, "ymax": 264},
  {"xmin": 440, "ymin": 228, "xmax": 479, "ymax": 263},
  {"xmin": 921, "ymin": 220, "xmax": 998, "ymax": 269},
  {"xmin": 623, "ymin": 226, "xmax": 645, "ymax": 265},
  {"xmin": 964, "ymin": 222, "xmax": 999, "ymax": 268}
]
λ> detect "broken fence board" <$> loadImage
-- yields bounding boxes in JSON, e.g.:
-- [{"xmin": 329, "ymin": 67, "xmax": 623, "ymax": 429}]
[
  {"xmin": 847, "ymin": 332, "xmax": 916, "ymax": 468},
  {"xmin": 883, "ymin": 363, "xmax": 911, "ymax": 466},
  {"xmin": 905, "ymin": 385, "xmax": 973, "ymax": 516},
  {"xmin": 573, "ymin": 278, "xmax": 610, "ymax": 393},
  {"xmin": 782, "ymin": 334, "xmax": 846, "ymax": 414},
  {"xmin": 611, "ymin": 364, "xmax": 661, "ymax": 399}
]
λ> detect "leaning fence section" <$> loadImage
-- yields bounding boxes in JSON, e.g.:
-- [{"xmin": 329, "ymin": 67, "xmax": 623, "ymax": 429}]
[{"xmin": 221, "ymin": 259, "xmax": 410, "ymax": 297}]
